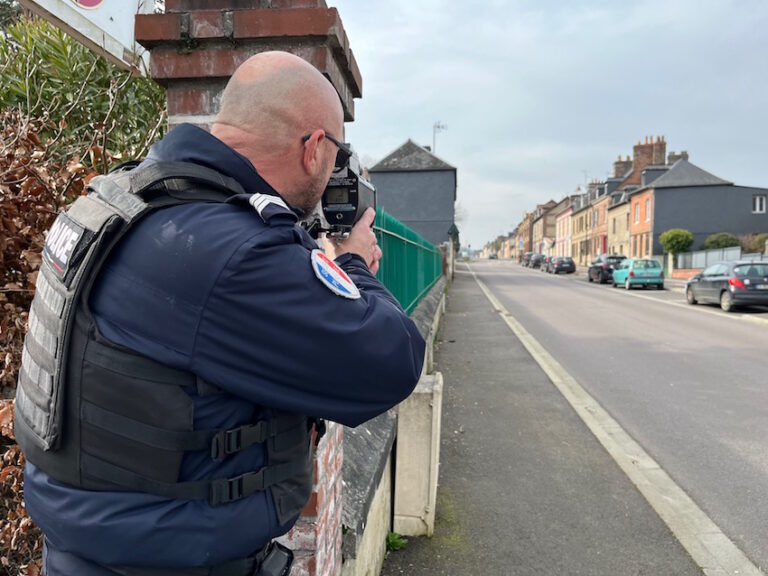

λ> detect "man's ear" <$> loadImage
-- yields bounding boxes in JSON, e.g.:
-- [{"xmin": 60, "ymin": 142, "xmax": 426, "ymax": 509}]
[{"xmin": 302, "ymin": 129, "xmax": 325, "ymax": 175}]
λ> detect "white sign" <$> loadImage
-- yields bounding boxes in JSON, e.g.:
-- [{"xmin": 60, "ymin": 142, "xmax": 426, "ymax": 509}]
[{"xmin": 18, "ymin": 0, "xmax": 154, "ymax": 72}]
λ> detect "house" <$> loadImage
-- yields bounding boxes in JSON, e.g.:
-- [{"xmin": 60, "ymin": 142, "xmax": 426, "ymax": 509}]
[
  {"xmin": 602, "ymin": 136, "xmax": 668, "ymax": 257},
  {"xmin": 369, "ymin": 140, "xmax": 457, "ymax": 245},
  {"xmin": 518, "ymin": 211, "xmax": 535, "ymax": 254},
  {"xmin": 591, "ymin": 192, "xmax": 612, "ymax": 258},
  {"xmin": 628, "ymin": 158, "xmax": 768, "ymax": 256},
  {"xmin": 555, "ymin": 201, "xmax": 574, "ymax": 257},
  {"xmin": 531, "ymin": 200, "xmax": 558, "ymax": 255},
  {"xmin": 570, "ymin": 194, "xmax": 591, "ymax": 266},
  {"xmin": 607, "ymin": 191, "xmax": 631, "ymax": 256}
]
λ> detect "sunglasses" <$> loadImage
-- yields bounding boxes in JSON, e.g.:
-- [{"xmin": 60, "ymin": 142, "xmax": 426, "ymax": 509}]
[{"xmin": 302, "ymin": 131, "xmax": 353, "ymax": 169}]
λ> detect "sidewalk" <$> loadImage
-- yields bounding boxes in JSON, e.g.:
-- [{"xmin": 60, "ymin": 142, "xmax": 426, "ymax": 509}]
[{"xmin": 381, "ymin": 267, "xmax": 701, "ymax": 575}]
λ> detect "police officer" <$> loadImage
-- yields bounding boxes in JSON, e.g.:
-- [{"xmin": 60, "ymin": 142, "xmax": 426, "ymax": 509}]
[{"xmin": 17, "ymin": 51, "xmax": 425, "ymax": 575}]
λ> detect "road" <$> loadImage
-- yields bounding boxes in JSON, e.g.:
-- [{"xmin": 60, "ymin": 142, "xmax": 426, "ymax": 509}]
[{"xmin": 473, "ymin": 259, "xmax": 768, "ymax": 570}]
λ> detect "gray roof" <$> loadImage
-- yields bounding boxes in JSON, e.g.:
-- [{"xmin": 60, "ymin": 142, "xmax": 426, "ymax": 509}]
[
  {"xmin": 646, "ymin": 159, "xmax": 731, "ymax": 189},
  {"xmin": 370, "ymin": 139, "xmax": 455, "ymax": 172}
]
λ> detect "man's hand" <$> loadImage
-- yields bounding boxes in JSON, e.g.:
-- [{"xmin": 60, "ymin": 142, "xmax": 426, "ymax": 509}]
[{"xmin": 323, "ymin": 208, "xmax": 382, "ymax": 275}]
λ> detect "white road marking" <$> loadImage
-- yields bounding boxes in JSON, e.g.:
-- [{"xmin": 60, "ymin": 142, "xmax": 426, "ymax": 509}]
[{"xmin": 468, "ymin": 263, "xmax": 764, "ymax": 576}]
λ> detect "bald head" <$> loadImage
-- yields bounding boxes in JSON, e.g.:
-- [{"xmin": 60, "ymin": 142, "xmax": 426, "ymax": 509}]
[
  {"xmin": 213, "ymin": 51, "xmax": 343, "ymax": 153},
  {"xmin": 210, "ymin": 52, "xmax": 344, "ymax": 211}
]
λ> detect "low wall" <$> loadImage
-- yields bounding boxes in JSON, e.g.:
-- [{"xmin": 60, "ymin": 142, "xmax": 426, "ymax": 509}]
[
  {"xmin": 671, "ymin": 268, "xmax": 702, "ymax": 280},
  {"xmin": 340, "ymin": 277, "xmax": 446, "ymax": 576}
]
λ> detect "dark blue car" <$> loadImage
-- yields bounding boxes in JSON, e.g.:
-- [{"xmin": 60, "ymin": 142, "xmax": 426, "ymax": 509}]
[{"xmin": 686, "ymin": 261, "xmax": 768, "ymax": 312}]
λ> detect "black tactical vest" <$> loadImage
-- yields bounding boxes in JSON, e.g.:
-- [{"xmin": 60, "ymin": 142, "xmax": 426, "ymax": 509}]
[{"xmin": 15, "ymin": 161, "xmax": 317, "ymax": 522}]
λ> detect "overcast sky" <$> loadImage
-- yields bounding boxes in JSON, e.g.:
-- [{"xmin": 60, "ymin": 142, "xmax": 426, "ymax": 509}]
[{"xmin": 330, "ymin": 0, "xmax": 768, "ymax": 250}]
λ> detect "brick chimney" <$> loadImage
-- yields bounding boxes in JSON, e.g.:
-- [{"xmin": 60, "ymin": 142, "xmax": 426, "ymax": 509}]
[
  {"xmin": 633, "ymin": 136, "xmax": 655, "ymax": 173},
  {"xmin": 613, "ymin": 155, "xmax": 632, "ymax": 178},
  {"xmin": 134, "ymin": 0, "xmax": 363, "ymax": 130},
  {"xmin": 619, "ymin": 136, "xmax": 661, "ymax": 189},
  {"xmin": 667, "ymin": 150, "xmax": 689, "ymax": 164},
  {"xmin": 135, "ymin": 5, "xmax": 362, "ymax": 575},
  {"xmin": 652, "ymin": 135, "xmax": 666, "ymax": 165}
]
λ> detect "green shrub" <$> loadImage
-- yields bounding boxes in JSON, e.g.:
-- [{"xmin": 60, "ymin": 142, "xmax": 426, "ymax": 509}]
[
  {"xmin": 701, "ymin": 232, "xmax": 740, "ymax": 250},
  {"xmin": 386, "ymin": 532, "xmax": 409, "ymax": 552},
  {"xmin": 0, "ymin": 15, "xmax": 166, "ymax": 172},
  {"xmin": 659, "ymin": 229, "xmax": 694, "ymax": 255}
]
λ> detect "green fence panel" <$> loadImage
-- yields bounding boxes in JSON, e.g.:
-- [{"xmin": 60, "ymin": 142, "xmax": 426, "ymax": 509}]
[{"xmin": 373, "ymin": 207, "xmax": 443, "ymax": 315}]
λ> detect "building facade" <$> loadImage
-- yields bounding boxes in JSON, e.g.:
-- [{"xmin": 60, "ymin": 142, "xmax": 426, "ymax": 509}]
[
  {"xmin": 591, "ymin": 194, "xmax": 611, "ymax": 259},
  {"xmin": 638, "ymin": 160, "xmax": 768, "ymax": 255},
  {"xmin": 369, "ymin": 140, "xmax": 456, "ymax": 246},
  {"xmin": 556, "ymin": 204, "xmax": 573, "ymax": 257},
  {"xmin": 607, "ymin": 193, "xmax": 631, "ymax": 256}
]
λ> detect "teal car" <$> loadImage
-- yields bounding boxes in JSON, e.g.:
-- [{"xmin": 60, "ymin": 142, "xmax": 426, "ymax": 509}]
[{"xmin": 611, "ymin": 258, "xmax": 665, "ymax": 290}]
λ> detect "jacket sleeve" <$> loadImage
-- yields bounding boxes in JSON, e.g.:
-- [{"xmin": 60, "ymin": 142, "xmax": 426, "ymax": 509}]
[{"xmin": 191, "ymin": 232, "xmax": 426, "ymax": 427}]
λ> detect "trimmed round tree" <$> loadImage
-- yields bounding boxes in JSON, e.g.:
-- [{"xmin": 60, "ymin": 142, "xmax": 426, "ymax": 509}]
[
  {"xmin": 702, "ymin": 232, "xmax": 740, "ymax": 250},
  {"xmin": 659, "ymin": 229, "xmax": 694, "ymax": 256}
]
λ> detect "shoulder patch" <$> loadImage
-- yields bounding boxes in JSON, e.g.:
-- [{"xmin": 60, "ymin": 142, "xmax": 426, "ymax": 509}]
[{"xmin": 311, "ymin": 249, "xmax": 361, "ymax": 300}]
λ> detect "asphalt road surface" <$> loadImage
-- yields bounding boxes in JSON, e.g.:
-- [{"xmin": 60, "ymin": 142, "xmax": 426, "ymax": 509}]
[
  {"xmin": 474, "ymin": 259, "xmax": 768, "ymax": 570},
  {"xmin": 383, "ymin": 263, "xmax": 703, "ymax": 576}
]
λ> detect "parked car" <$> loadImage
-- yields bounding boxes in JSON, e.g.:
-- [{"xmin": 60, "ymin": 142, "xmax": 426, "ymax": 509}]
[
  {"xmin": 587, "ymin": 254, "xmax": 627, "ymax": 284},
  {"xmin": 529, "ymin": 253, "xmax": 544, "ymax": 269},
  {"xmin": 686, "ymin": 261, "xmax": 768, "ymax": 312},
  {"xmin": 541, "ymin": 256, "xmax": 553, "ymax": 271},
  {"xmin": 545, "ymin": 256, "xmax": 559, "ymax": 273},
  {"xmin": 489, "ymin": 252, "xmax": 498, "ymax": 260},
  {"xmin": 611, "ymin": 258, "xmax": 664, "ymax": 290},
  {"xmin": 549, "ymin": 256, "xmax": 576, "ymax": 274},
  {"xmin": 522, "ymin": 252, "xmax": 534, "ymax": 266}
]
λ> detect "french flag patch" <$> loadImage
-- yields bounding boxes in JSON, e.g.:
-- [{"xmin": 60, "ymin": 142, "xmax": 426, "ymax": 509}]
[{"xmin": 311, "ymin": 249, "xmax": 361, "ymax": 300}]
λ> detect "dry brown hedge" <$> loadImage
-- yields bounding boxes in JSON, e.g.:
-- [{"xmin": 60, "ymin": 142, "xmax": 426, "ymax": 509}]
[{"xmin": 0, "ymin": 110, "xmax": 97, "ymax": 575}]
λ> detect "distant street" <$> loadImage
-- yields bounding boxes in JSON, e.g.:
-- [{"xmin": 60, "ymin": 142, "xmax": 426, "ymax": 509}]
[{"xmin": 472, "ymin": 259, "xmax": 768, "ymax": 569}]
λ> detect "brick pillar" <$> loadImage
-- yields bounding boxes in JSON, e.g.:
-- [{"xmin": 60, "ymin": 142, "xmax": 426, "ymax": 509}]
[
  {"xmin": 278, "ymin": 422, "xmax": 344, "ymax": 576},
  {"xmin": 135, "ymin": 4, "xmax": 360, "ymax": 575},
  {"xmin": 135, "ymin": 0, "xmax": 362, "ymax": 130}
]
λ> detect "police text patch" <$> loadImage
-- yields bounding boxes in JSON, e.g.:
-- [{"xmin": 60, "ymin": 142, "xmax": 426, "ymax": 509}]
[
  {"xmin": 42, "ymin": 213, "xmax": 86, "ymax": 280},
  {"xmin": 311, "ymin": 250, "xmax": 361, "ymax": 300}
]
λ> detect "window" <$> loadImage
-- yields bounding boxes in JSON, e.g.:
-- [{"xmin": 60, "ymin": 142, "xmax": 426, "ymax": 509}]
[
  {"xmin": 645, "ymin": 199, "xmax": 651, "ymax": 221},
  {"xmin": 626, "ymin": 213, "xmax": 630, "ymax": 228},
  {"xmin": 753, "ymin": 195, "xmax": 767, "ymax": 214},
  {"xmin": 644, "ymin": 233, "xmax": 649, "ymax": 255},
  {"xmin": 632, "ymin": 235, "xmax": 637, "ymax": 256},
  {"xmin": 634, "ymin": 203, "xmax": 639, "ymax": 223},
  {"xmin": 612, "ymin": 217, "xmax": 616, "ymax": 234}
]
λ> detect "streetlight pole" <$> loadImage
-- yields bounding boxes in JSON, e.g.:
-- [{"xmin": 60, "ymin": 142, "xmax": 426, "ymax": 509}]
[{"xmin": 433, "ymin": 121, "xmax": 447, "ymax": 153}]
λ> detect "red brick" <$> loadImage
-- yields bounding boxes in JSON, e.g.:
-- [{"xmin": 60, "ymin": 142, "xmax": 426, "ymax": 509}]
[
  {"xmin": 271, "ymin": 0, "xmax": 327, "ymax": 7},
  {"xmin": 166, "ymin": 0, "xmax": 258, "ymax": 11},
  {"xmin": 233, "ymin": 8, "xmax": 340, "ymax": 40},
  {"xmin": 150, "ymin": 47, "xmax": 251, "ymax": 81},
  {"xmin": 300, "ymin": 483, "xmax": 325, "ymax": 518},
  {"xmin": 347, "ymin": 50, "xmax": 362, "ymax": 98},
  {"xmin": 289, "ymin": 553, "xmax": 316, "ymax": 576},
  {"xmin": 135, "ymin": 13, "xmax": 182, "ymax": 45},
  {"xmin": 282, "ymin": 521, "xmax": 317, "ymax": 550},
  {"xmin": 166, "ymin": 86, "xmax": 215, "ymax": 115},
  {"xmin": 189, "ymin": 11, "xmax": 232, "ymax": 39}
]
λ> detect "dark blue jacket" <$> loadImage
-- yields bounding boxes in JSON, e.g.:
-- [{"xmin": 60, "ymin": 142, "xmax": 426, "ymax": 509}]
[{"xmin": 24, "ymin": 124, "xmax": 425, "ymax": 573}]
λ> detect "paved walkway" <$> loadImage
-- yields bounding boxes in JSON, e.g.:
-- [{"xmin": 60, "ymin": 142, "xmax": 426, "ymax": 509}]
[{"xmin": 381, "ymin": 267, "xmax": 701, "ymax": 575}]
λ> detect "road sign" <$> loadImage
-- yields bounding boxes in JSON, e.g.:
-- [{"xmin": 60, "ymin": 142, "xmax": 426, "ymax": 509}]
[{"xmin": 18, "ymin": 0, "xmax": 154, "ymax": 72}]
